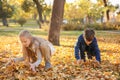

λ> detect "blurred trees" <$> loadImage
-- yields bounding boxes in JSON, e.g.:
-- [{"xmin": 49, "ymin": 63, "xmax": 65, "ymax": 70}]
[
  {"xmin": 21, "ymin": 0, "xmax": 51, "ymax": 28},
  {"xmin": 0, "ymin": 0, "xmax": 52, "ymax": 27},
  {"xmin": 100, "ymin": 0, "xmax": 116, "ymax": 22},
  {"xmin": 21, "ymin": 0, "xmax": 34, "ymax": 13},
  {"xmin": 0, "ymin": 0, "xmax": 32, "ymax": 25},
  {"xmin": 0, "ymin": 0, "xmax": 14, "ymax": 26},
  {"xmin": 64, "ymin": 0, "xmax": 103, "ymax": 24},
  {"xmin": 64, "ymin": 0, "xmax": 116, "ymax": 24},
  {"xmin": 0, "ymin": 0, "xmax": 118, "ymax": 29}
]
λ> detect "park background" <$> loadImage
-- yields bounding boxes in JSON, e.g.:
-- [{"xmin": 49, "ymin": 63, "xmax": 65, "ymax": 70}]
[{"xmin": 0, "ymin": 0, "xmax": 120, "ymax": 80}]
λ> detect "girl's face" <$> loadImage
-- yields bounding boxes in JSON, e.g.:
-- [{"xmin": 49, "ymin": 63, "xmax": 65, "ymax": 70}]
[{"xmin": 20, "ymin": 36, "xmax": 31, "ymax": 47}]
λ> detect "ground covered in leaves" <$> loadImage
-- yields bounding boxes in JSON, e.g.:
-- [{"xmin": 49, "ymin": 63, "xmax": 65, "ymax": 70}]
[{"xmin": 0, "ymin": 31, "xmax": 120, "ymax": 80}]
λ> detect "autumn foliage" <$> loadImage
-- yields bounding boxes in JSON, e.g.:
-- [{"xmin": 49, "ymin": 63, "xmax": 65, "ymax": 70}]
[{"xmin": 0, "ymin": 33, "xmax": 120, "ymax": 80}]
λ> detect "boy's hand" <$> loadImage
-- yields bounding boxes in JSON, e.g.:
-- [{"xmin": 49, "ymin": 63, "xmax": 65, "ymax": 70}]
[
  {"xmin": 94, "ymin": 60, "xmax": 100, "ymax": 65},
  {"xmin": 77, "ymin": 59, "xmax": 84, "ymax": 64},
  {"xmin": 30, "ymin": 63, "xmax": 36, "ymax": 72}
]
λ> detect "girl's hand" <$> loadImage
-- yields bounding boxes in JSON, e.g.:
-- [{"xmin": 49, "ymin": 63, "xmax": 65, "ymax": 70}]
[
  {"xmin": 29, "ymin": 63, "xmax": 36, "ymax": 72},
  {"xmin": 6, "ymin": 59, "xmax": 15, "ymax": 67}
]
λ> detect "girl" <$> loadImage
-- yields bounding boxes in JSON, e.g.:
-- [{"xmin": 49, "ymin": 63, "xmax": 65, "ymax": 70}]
[{"xmin": 8, "ymin": 30, "xmax": 55, "ymax": 72}]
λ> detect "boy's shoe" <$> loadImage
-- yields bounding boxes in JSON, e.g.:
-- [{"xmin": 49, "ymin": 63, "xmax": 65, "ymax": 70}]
[{"xmin": 45, "ymin": 62, "xmax": 52, "ymax": 71}]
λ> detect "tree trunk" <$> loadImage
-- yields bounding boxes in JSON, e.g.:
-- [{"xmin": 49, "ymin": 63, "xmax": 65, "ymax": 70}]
[
  {"xmin": 43, "ymin": 15, "xmax": 47, "ymax": 22},
  {"xmin": 106, "ymin": 9, "xmax": 110, "ymax": 21},
  {"xmin": 33, "ymin": 0, "xmax": 43, "ymax": 28},
  {"xmin": 33, "ymin": 13, "xmax": 37, "ymax": 20},
  {"xmin": 2, "ymin": 17, "xmax": 8, "ymax": 27},
  {"xmin": 103, "ymin": 0, "xmax": 109, "ymax": 22},
  {"xmin": 48, "ymin": 0, "xmax": 65, "ymax": 46},
  {"xmin": 101, "ymin": 12, "xmax": 104, "ymax": 23}
]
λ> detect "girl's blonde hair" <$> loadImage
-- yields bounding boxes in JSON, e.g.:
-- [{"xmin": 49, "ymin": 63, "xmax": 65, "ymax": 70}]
[{"xmin": 19, "ymin": 30, "xmax": 32, "ymax": 38}]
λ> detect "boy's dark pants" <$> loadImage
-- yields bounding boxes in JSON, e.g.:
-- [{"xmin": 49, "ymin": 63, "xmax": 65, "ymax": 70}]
[{"xmin": 80, "ymin": 46, "xmax": 95, "ymax": 61}]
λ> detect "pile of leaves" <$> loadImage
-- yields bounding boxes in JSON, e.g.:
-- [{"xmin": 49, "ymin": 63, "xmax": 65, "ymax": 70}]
[{"xmin": 0, "ymin": 36, "xmax": 120, "ymax": 80}]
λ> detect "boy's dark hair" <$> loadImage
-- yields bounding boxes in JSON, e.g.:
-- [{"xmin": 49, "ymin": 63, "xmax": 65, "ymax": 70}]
[{"xmin": 84, "ymin": 28, "xmax": 95, "ymax": 41}]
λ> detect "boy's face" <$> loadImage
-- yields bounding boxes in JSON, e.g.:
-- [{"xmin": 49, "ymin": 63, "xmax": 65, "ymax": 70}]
[
  {"xmin": 20, "ymin": 36, "xmax": 31, "ymax": 47},
  {"xmin": 83, "ymin": 36, "xmax": 92, "ymax": 46}
]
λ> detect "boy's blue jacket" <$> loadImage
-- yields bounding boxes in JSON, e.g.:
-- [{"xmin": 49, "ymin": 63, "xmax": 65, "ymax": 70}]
[{"xmin": 74, "ymin": 34, "xmax": 101, "ymax": 62}]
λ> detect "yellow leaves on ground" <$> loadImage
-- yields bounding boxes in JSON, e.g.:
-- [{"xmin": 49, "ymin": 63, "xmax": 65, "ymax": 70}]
[{"xmin": 0, "ymin": 35, "xmax": 120, "ymax": 80}]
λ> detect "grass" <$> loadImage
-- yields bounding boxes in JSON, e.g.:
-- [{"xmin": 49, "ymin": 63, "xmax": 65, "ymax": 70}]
[{"xmin": 0, "ymin": 19, "xmax": 120, "ymax": 36}]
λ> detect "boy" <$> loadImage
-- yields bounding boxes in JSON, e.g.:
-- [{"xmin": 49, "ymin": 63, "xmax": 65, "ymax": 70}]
[{"xmin": 74, "ymin": 28, "xmax": 101, "ymax": 64}]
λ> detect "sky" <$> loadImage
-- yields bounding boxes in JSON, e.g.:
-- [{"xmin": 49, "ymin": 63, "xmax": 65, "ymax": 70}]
[
  {"xmin": 91, "ymin": 0, "xmax": 120, "ymax": 6},
  {"xmin": 45, "ymin": 0, "xmax": 120, "ymax": 6},
  {"xmin": 108, "ymin": 0, "xmax": 120, "ymax": 6}
]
